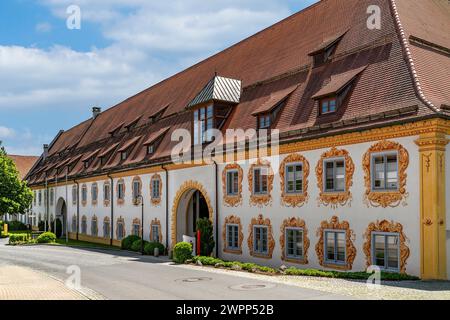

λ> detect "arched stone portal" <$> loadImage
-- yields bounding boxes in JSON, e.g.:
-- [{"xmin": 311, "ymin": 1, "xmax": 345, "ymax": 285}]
[
  {"xmin": 171, "ymin": 181, "xmax": 214, "ymax": 248},
  {"xmin": 55, "ymin": 197, "xmax": 67, "ymax": 237}
]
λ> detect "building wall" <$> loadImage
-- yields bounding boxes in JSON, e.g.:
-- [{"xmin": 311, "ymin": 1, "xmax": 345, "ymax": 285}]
[
  {"xmin": 446, "ymin": 135, "xmax": 450, "ymax": 279},
  {"xmin": 30, "ymin": 135, "xmax": 424, "ymax": 276}
]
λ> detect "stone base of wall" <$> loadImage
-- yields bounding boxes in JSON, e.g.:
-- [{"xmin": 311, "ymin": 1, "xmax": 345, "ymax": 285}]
[{"xmin": 67, "ymin": 232, "xmax": 121, "ymax": 247}]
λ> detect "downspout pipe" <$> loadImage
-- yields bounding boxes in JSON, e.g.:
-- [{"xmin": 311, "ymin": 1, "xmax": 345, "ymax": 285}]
[
  {"xmin": 74, "ymin": 180, "xmax": 79, "ymax": 241},
  {"xmin": 162, "ymin": 165, "xmax": 169, "ymax": 254},
  {"xmin": 213, "ymin": 160, "xmax": 219, "ymax": 258},
  {"xmin": 107, "ymin": 173, "xmax": 114, "ymax": 246}
]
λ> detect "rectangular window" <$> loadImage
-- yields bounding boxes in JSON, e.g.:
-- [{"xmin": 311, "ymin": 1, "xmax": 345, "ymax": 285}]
[
  {"xmin": 226, "ymin": 224, "xmax": 239, "ymax": 250},
  {"xmin": 253, "ymin": 167, "xmax": 268, "ymax": 195},
  {"xmin": 117, "ymin": 224, "xmax": 124, "ymax": 240},
  {"xmin": 72, "ymin": 187, "xmax": 77, "ymax": 204},
  {"xmin": 151, "ymin": 225, "xmax": 160, "ymax": 242},
  {"xmin": 117, "ymin": 183, "xmax": 125, "ymax": 200},
  {"xmin": 147, "ymin": 144, "xmax": 154, "ymax": 155},
  {"xmin": 258, "ymin": 114, "xmax": 271, "ymax": 129},
  {"xmin": 103, "ymin": 184, "xmax": 110, "ymax": 201},
  {"xmin": 132, "ymin": 223, "xmax": 140, "ymax": 236},
  {"xmin": 50, "ymin": 189, "xmax": 54, "ymax": 206},
  {"xmin": 38, "ymin": 191, "xmax": 42, "ymax": 206},
  {"xmin": 320, "ymin": 97, "xmax": 337, "ymax": 114},
  {"xmin": 81, "ymin": 187, "xmax": 87, "ymax": 203},
  {"xmin": 92, "ymin": 185, "xmax": 98, "ymax": 201},
  {"xmin": 324, "ymin": 159, "xmax": 345, "ymax": 192},
  {"xmin": 372, "ymin": 153, "xmax": 398, "ymax": 191},
  {"xmin": 193, "ymin": 105, "xmax": 214, "ymax": 144},
  {"xmin": 325, "ymin": 231, "xmax": 346, "ymax": 265},
  {"xmin": 253, "ymin": 226, "xmax": 268, "ymax": 255},
  {"xmin": 373, "ymin": 233, "xmax": 400, "ymax": 271},
  {"xmin": 226, "ymin": 170, "xmax": 239, "ymax": 196},
  {"xmin": 91, "ymin": 220, "xmax": 98, "ymax": 236},
  {"xmin": 286, "ymin": 227, "xmax": 304, "ymax": 259},
  {"xmin": 133, "ymin": 181, "xmax": 141, "ymax": 199},
  {"xmin": 152, "ymin": 179, "xmax": 160, "ymax": 199},
  {"xmin": 285, "ymin": 163, "xmax": 303, "ymax": 194},
  {"xmin": 121, "ymin": 151, "xmax": 127, "ymax": 161},
  {"xmin": 103, "ymin": 222, "xmax": 110, "ymax": 238}
]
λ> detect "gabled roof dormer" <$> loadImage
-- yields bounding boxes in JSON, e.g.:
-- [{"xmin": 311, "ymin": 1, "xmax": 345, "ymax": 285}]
[
  {"xmin": 187, "ymin": 76, "xmax": 241, "ymax": 109},
  {"xmin": 143, "ymin": 127, "xmax": 170, "ymax": 156},
  {"xmin": 309, "ymin": 30, "xmax": 348, "ymax": 68}
]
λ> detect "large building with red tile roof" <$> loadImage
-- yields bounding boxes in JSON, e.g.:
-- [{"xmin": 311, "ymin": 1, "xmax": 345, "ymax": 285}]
[
  {"xmin": 8, "ymin": 155, "xmax": 39, "ymax": 180},
  {"xmin": 26, "ymin": 0, "xmax": 450, "ymax": 280}
]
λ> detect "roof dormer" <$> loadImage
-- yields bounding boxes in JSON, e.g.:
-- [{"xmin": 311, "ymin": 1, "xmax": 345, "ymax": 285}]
[{"xmin": 309, "ymin": 30, "xmax": 348, "ymax": 68}]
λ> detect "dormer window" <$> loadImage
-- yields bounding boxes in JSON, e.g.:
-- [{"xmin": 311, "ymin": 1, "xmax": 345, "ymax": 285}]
[
  {"xmin": 320, "ymin": 97, "xmax": 337, "ymax": 115},
  {"xmin": 309, "ymin": 30, "xmax": 347, "ymax": 68},
  {"xmin": 100, "ymin": 157, "xmax": 106, "ymax": 166},
  {"xmin": 121, "ymin": 151, "xmax": 127, "ymax": 161},
  {"xmin": 149, "ymin": 106, "xmax": 168, "ymax": 124},
  {"xmin": 258, "ymin": 114, "xmax": 271, "ymax": 129},
  {"xmin": 147, "ymin": 144, "xmax": 154, "ymax": 155},
  {"xmin": 84, "ymin": 161, "xmax": 89, "ymax": 169},
  {"xmin": 193, "ymin": 105, "xmax": 214, "ymax": 144}
]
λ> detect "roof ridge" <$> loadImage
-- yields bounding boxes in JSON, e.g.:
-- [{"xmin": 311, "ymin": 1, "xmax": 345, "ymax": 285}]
[{"xmin": 389, "ymin": 0, "xmax": 441, "ymax": 113}]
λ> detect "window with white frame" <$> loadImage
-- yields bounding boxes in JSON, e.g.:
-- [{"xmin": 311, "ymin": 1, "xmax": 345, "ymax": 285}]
[
  {"xmin": 371, "ymin": 152, "xmax": 398, "ymax": 191},
  {"xmin": 324, "ymin": 230, "xmax": 346, "ymax": 264},
  {"xmin": 151, "ymin": 224, "xmax": 160, "ymax": 242},
  {"xmin": 372, "ymin": 233, "xmax": 400, "ymax": 272},
  {"xmin": 324, "ymin": 159, "xmax": 345, "ymax": 192},
  {"xmin": 147, "ymin": 144, "xmax": 154, "ymax": 155},
  {"xmin": 72, "ymin": 186, "xmax": 77, "ymax": 205},
  {"xmin": 151, "ymin": 178, "xmax": 160, "ymax": 199},
  {"xmin": 103, "ymin": 183, "xmax": 110, "ymax": 202},
  {"xmin": 253, "ymin": 226, "xmax": 268, "ymax": 255},
  {"xmin": 92, "ymin": 183, "xmax": 98, "ymax": 202},
  {"xmin": 50, "ymin": 188, "xmax": 54, "ymax": 206},
  {"xmin": 285, "ymin": 227, "xmax": 304, "ymax": 260},
  {"xmin": 193, "ymin": 105, "xmax": 214, "ymax": 144},
  {"xmin": 226, "ymin": 224, "xmax": 239, "ymax": 251},
  {"xmin": 285, "ymin": 163, "xmax": 303, "ymax": 194},
  {"xmin": 81, "ymin": 185, "xmax": 87, "ymax": 203},
  {"xmin": 226, "ymin": 170, "xmax": 239, "ymax": 196},
  {"xmin": 253, "ymin": 167, "xmax": 269, "ymax": 195},
  {"xmin": 132, "ymin": 179, "xmax": 141, "ymax": 201},
  {"xmin": 117, "ymin": 181, "xmax": 125, "ymax": 200}
]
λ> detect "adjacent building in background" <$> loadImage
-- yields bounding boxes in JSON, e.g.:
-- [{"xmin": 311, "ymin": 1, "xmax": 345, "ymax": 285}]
[{"xmin": 26, "ymin": 0, "xmax": 450, "ymax": 280}]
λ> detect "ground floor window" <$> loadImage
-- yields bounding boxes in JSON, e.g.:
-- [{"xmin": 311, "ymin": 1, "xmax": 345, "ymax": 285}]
[
  {"xmin": 372, "ymin": 233, "xmax": 400, "ymax": 271},
  {"xmin": 103, "ymin": 219, "xmax": 110, "ymax": 238},
  {"xmin": 116, "ymin": 218, "xmax": 125, "ymax": 240},
  {"xmin": 91, "ymin": 216, "xmax": 98, "ymax": 236},
  {"xmin": 72, "ymin": 215, "xmax": 77, "ymax": 233},
  {"xmin": 286, "ymin": 227, "xmax": 304, "ymax": 260},
  {"xmin": 151, "ymin": 225, "xmax": 160, "ymax": 242},
  {"xmin": 253, "ymin": 226, "xmax": 268, "ymax": 255},
  {"xmin": 226, "ymin": 224, "xmax": 239, "ymax": 251},
  {"xmin": 132, "ymin": 218, "xmax": 141, "ymax": 237},
  {"xmin": 81, "ymin": 216, "xmax": 87, "ymax": 234},
  {"xmin": 324, "ymin": 230, "xmax": 346, "ymax": 265}
]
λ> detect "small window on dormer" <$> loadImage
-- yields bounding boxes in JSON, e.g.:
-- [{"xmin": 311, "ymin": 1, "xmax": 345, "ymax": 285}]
[
  {"xmin": 147, "ymin": 144, "xmax": 154, "ymax": 155},
  {"xmin": 320, "ymin": 97, "xmax": 337, "ymax": 115},
  {"xmin": 121, "ymin": 151, "xmax": 127, "ymax": 161},
  {"xmin": 100, "ymin": 157, "xmax": 106, "ymax": 166},
  {"xmin": 258, "ymin": 114, "xmax": 271, "ymax": 129},
  {"xmin": 84, "ymin": 161, "xmax": 89, "ymax": 169}
]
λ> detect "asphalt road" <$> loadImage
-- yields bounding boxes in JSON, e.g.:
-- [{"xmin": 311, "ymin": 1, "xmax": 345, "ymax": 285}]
[{"xmin": 0, "ymin": 239, "xmax": 351, "ymax": 300}]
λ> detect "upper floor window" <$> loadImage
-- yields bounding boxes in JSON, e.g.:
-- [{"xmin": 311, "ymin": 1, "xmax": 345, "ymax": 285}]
[
  {"xmin": 372, "ymin": 232, "xmax": 400, "ymax": 272},
  {"xmin": 103, "ymin": 182, "xmax": 111, "ymax": 203},
  {"xmin": 193, "ymin": 105, "xmax": 214, "ymax": 144},
  {"xmin": 38, "ymin": 191, "xmax": 42, "ymax": 206},
  {"xmin": 324, "ymin": 230, "xmax": 346, "ymax": 265},
  {"xmin": 72, "ymin": 186, "xmax": 77, "ymax": 205},
  {"xmin": 91, "ymin": 183, "xmax": 98, "ymax": 203},
  {"xmin": 258, "ymin": 114, "xmax": 271, "ymax": 129},
  {"xmin": 253, "ymin": 167, "xmax": 269, "ymax": 195},
  {"xmin": 117, "ymin": 180, "xmax": 125, "ymax": 201},
  {"xmin": 33, "ymin": 191, "xmax": 37, "ymax": 206},
  {"xmin": 151, "ymin": 176, "xmax": 161, "ymax": 200},
  {"xmin": 147, "ymin": 144, "xmax": 154, "ymax": 155},
  {"xmin": 132, "ymin": 177, "xmax": 142, "ymax": 204},
  {"xmin": 372, "ymin": 152, "xmax": 398, "ymax": 191},
  {"xmin": 226, "ymin": 170, "xmax": 239, "ymax": 196},
  {"xmin": 324, "ymin": 158, "xmax": 345, "ymax": 192},
  {"xmin": 81, "ymin": 184, "xmax": 88, "ymax": 204},
  {"xmin": 285, "ymin": 163, "xmax": 303, "ymax": 194},
  {"xmin": 320, "ymin": 97, "xmax": 337, "ymax": 115},
  {"xmin": 49, "ymin": 188, "xmax": 54, "ymax": 206}
]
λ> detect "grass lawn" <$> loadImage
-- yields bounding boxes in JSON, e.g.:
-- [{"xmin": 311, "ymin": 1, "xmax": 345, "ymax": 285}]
[{"xmin": 55, "ymin": 238, "xmax": 118, "ymax": 250}]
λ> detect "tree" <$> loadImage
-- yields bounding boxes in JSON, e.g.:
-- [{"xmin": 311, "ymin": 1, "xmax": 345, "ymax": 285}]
[{"xmin": 0, "ymin": 143, "xmax": 33, "ymax": 218}]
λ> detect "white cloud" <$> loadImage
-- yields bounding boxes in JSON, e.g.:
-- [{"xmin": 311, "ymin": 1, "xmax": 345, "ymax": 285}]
[
  {"xmin": 0, "ymin": 126, "xmax": 16, "ymax": 138},
  {"xmin": 35, "ymin": 22, "xmax": 52, "ymax": 33}
]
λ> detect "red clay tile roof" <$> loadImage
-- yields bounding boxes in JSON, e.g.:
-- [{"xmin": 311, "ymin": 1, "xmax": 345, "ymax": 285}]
[
  {"xmin": 143, "ymin": 127, "xmax": 170, "ymax": 146},
  {"xmin": 26, "ymin": 0, "xmax": 449, "ymax": 185},
  {"xmin": 8, "ymin": 155, "xmax": 39, "ymax": 180},
  {"xmin": 311, "ymin": 66, "xmax": 367, "ymax": 99},
  {"xmin": 251, "ymin": 84, "xmax": 299, "ymax": 116}
]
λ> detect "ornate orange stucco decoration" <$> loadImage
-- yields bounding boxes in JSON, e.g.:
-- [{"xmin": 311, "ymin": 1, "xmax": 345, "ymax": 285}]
[
  {"xmin": 170, "ymin": 180, "xmax": 214, "ymax": 248},
  {"xmin": 279, "ymin": 154, "xmax": 310, "ymax": 207},
  {"xmin": 362, "ymin": 140, "xmax": 409, "ymax": 208},
  {"xmin": 116, "ymin": 216, "xmax": 125, "ymax": 239},
  {"xmin": 116, "ymin": 179, "xmax": 125, "ymax": 206},
  {"xmin": 280, "ymin": 217, "xmax": 310, "ymax": 264},
  {"xmin": 81, "ymin": 215, "xmax": 87, "ymax": 234},
  {"xmin": 248, "ymin": 159, "xmax": 274, "ymax": 207},
  {"xmin": 222, "ymin": 164, "xmax": 243, "ymax": 207},
  {"xmin": 131, "ymin": 176, "xmax": 143, "ymax": 206},
  {"xmin": 91, "ymin": 182, "xmax": 98, "ymax": 206},
  {"xmin": 103, "ymin": 216, "xmax": 110, "ymax": 238},
  {"xmin": 150, "ymin": 218, "xmax": 163, "ymax": 243},
  {"xmin": 150, "ymin": 174, "xmax": 163, "ymax": 206},
  {"xmin": 222, "ymin": 215, "xmax": 244, "ymax": 254},
  {"xmin": 315, "ymin": 147, "xmax": 354, "ymax": 208},
  {"xmin": 315, "ymin": 216, "xmax": 356, "ymax": 270},
  {"xmin": 247, "ymin": 214, "xmax": 275, "ymax": 259},
  {"xmin": 91, "ymin": 215, "xmax": 98, "ymax": 236},
  {"xmin": 363, "ymin": 220, "xmax": 410, "ymax": 273},
  {"xmin": 81, "ymin": 184, "xmax": 87, "ymax": 207},
  {"xmin": 132, "ymin": 217, "xmax": 142, "ymax": 237}
]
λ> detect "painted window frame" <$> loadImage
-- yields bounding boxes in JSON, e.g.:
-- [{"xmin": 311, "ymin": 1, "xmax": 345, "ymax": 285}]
[
  {"xmin": 285, "ymin": 227, "xmax": 304, "ymax": 260},
  {"xmin": 253, "ymin": 225, "xmax": 269, "ymax": 255},
  {"xmin": 151, "ymin": 224, "xmax": 160, "ymax": 243},
  {"xmin": 91, "ymin": 217, "xmax": 98, "ymax": 236},
  {"xmin": 323, "ymin": 157, "xmax": 346, "ymax": 193},
  {"xmin": 324, "ymin": 229, "xmax": 346, "ymax": 265},
  {"xmin": 132, "ymin": 178, "xmax": 142, "ymax": 201},
  {"xmin": 371, "ymin": 231, "xmax": 400, "ymax": 272},
  {"xmin": 91, "ymin": 183, "xmax": 98, "ymax": 203},
  {"xmin": 225, "ymin": 169, "xmax": 239, "ymax": 196},
  {"xmin": 151, "ymin": 177, "xmax": 160, "ymax": 200},
  {"xmin": 72, "ymin": 186, "xmax": 77, "ymax": 205},
  {"xmin": 370, "ymin": 151, "xmax": 399, "ymax": 192},
  {"xmin": 253, "ymin": 166, "xmax": 269, "ymax": 195},
  {"xmin": 81, "ymin": 185, "xmax": 88, "ymax": 203},
  {"xmin": 284, "ymin": 162, "xmax": 304, "ymax": 194},
  {"xmin": 38, "ymin": 191, "xmax": 42, "ymax": 206},
  {"xmin": 81, "ymin": 217, "xmax": 87, "ymax": 235},
  {"xmin": 103, "ymin": 182, "xmax": 111, "ymax": 202},
  {"xmin": 103, "ymin": 219, "xmax": 110, "ymax": 238},
  {"xmin": 132, "ymin": 221, "xmax": 141, "ymax": 237},
  {"xmin": 226, "ymin": 223, "xmax": 240, "ymax": 251},
  {"xmin": 117, "ymin": 181, "xmax": 125, "ymax": 200}
]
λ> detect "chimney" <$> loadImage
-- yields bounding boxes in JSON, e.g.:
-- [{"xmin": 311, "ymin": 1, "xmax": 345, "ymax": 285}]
[
  {"xmin": 43, "ymin": 144, "xmax": 49, "ymax": 159},
  {"xmin": 92, "ymin": 107, "xmax": 101, "ymax": 119}
]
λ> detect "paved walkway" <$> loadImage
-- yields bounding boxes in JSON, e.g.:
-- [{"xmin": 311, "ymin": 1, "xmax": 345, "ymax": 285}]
[{"xmin": 0, "ymin": 265, "xmax": 92, "ymax": 300}]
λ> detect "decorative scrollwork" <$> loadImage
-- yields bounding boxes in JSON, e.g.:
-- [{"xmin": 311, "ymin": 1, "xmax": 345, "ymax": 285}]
[
  {"xmin": 222, "ymin": 164, "xmax": 243, "ymax": 207},
  {"xmin": 362, "ymin": 140, "xmax": 409, "ymax": 208},
  {"xmin": 247, "ymin": 214, "xmax": 275, "ymax": 259},
  {"xmin": 363, "ymin": 220, "xmax": 410, "ymax": 273},
  {"xmin": 280, "ymin": 217, "xmax": 310, "ymax": 264},
  {"xmin": 150, "ymin": 174, "xmax": 163, "ymax": 206},
  {"xmin": 315, "ymin": 216, "xmax": 356, "ymax": 270},
  {"xmin": 316, "ymin": 147, "xmax": 354, "ymax": 208},
  {"xmin": 248, "ymin": 159, "xmax": 274, "ymax": 207},
  {"xmin": 150, "ymin": 218, "xmax": 163, "ymax": 243},
  {"xmin": 222, "ymin": 215, "xmax": 244, "ymax": 254},
  {"xmin": 279, "ymin": 154, "xmax": 310, "ymax": 207}
]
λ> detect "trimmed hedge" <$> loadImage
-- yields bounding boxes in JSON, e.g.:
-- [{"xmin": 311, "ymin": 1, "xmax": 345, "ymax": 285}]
[
  {"xmin": 121, "ymin": 235, "xmax": 141, "ymax": 250},
  {"xmin": 144, "ymin": 242, "xmax": 165, "ymax": 256},
  {"xmin": 130, "ymin": 239, "xmax": 149, "ymax": 252},
  {"xmin": 36, "ymin": 232, "xmax": 56, "ymax": 244},
  {"xmin": 9, "ymin": 233, "xmax": 30, "ymax": 245},
  {"xmin": 173, "ymin": 242, "xmax": 192, "ymax": 264},
  {"xmin": 7, "ymin": 221, "xmax": 27, "ymax": 231}
]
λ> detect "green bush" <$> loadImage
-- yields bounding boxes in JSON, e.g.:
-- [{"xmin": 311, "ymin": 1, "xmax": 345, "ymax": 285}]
[
  {"xmin": 9, "ymin": 233, "xmax": 30, "ymax": 244},
  {"xmin": 130, "ymin": 239, "xmax": 149, "ymax": 252},
  {"xmin": 36, "ymin": 232, "xmax": 56, "ymax": 244},
  {"xmin": 144, "ymin": 242, "xmax": 165, "ymax": 256},
  {"xmin": 7, "ymin": 221, "xmax": 27, "ymax": 231},
  {"xmin": 192, "ymin": 256, "xmax": 223, "ymax": 266},
  {"xmin": 173, "ymin": 242, "xmax": 193, "ymax": 264},
  {"xmin": 196, "ymin": 218, "xmax": 215, "ymax": 256},
  {"xmin": 121, "ymin": 235, "xmax": 141, "ymax": 250},
  {"xmin": 284, "ymin": 268, "xmax": 419, "ymax": 280}
]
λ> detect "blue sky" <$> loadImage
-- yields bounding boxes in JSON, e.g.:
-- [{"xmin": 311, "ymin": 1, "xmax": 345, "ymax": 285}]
[{"xmin": 0, "ymin": 0, "xmax": 318, "ymax": 155}]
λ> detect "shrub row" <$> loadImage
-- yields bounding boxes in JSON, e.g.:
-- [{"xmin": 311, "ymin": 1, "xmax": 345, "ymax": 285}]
[
  {"xmin": 9, "ymin": 233, "xmax": 30, "ymax": 245},
  {"xmin": 121, "ymin": 235, "xmax": 165, "ymax": 256},
  {"xmin": 190, "ymin": 256, "xmax": 419, "ymax": 281}
]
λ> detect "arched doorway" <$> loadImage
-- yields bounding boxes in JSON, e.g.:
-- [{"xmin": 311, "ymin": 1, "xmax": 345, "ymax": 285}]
[
  {"xmin": 171, "ymin": 181, "xmax": 214, "ymax": 247},
  {"xmin": 55, "ymin": 197, "xmax": 67, "ymax": 237}
]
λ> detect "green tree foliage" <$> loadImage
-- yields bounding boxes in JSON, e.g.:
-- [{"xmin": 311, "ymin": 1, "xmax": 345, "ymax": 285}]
[
  {"xmin": 0, "ymin": 143, "xmax": 33, "ymax": 217},
  {"xmin": 196, "ymin": 218, "xmax": 215, "ymax": 256}
]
